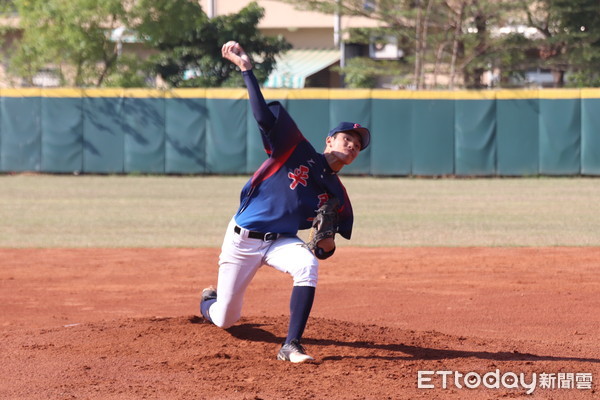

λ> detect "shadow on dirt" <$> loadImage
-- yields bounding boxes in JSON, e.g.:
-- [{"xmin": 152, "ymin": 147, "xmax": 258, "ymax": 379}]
[{"xmin": 221, "ymin": 320, "xmax": 600, "ymax": 364}]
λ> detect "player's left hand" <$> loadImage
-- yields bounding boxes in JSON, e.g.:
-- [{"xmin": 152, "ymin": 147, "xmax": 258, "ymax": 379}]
[
  {"xmin": 306, "ymin": 197, "xmax": 339, "ymax": 259},
  {"xmin": 317, "ymin": 238, "xmax": 335, "ymax": 252}
]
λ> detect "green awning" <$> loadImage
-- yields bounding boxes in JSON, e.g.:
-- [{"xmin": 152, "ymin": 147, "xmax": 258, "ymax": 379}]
[{"xmin": 263, "ymin": 49, "xmax": 340, "ymax": 89}]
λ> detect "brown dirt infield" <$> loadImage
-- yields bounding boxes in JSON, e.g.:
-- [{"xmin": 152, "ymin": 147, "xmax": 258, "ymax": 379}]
[{"xmin": 1, "ymin": 247, "xmax": 599, "ymax": 399}]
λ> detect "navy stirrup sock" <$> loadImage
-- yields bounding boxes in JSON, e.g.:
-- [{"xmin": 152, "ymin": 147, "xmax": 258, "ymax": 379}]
[
  {"xmin": 285, "ymin": 285, "xmax": 316, "ymax": 344},
  {"xmin": 200, "ymin": 298, "xmax": 217, "ymax": 323}
]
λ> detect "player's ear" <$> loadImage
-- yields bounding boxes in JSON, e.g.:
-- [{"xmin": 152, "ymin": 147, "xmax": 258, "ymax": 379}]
[
  {"xmin": 323, "ymin": 136, "xmax": 332, "ymax": 152},
  {"xmin": 325, "ymin": 135, "xmax": 334, "ymax": 147}
]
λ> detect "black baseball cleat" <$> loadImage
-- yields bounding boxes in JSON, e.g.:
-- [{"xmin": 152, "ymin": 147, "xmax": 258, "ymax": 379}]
[
  {"xmin": 201, "ymin": 286, "xmax": 217, "ymax": 302},
  {"xmin": 277, "ymin": 339, "xmax": 315, "ymax": 363}
]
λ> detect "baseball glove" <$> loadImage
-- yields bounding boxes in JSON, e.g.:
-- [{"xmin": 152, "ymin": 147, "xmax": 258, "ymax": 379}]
[{"xmin": 306, "ymin": 197, "xmax": 340, "ymax": 257}]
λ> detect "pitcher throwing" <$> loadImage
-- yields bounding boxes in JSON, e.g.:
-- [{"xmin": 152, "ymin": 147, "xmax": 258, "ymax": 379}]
[{"xmin": 200, "ymin": 41, "xmax": 371, "ymax": 363}]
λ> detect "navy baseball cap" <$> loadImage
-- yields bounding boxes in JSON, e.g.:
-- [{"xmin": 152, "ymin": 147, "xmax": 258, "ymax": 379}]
[{"xmin": 328, "ymin": 122, "xmax": 371, "ymax": 151}]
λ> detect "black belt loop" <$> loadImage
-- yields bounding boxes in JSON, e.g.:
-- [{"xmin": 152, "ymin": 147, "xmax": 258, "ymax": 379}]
[{"xmin": 234, "ymin": 225, "xmax": 278, "ymax": 241}]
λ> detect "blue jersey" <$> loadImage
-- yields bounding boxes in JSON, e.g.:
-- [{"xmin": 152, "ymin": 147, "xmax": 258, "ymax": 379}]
[{"xmin": 235, "ymin": 102, "xmax": 353, "ymax": 239}]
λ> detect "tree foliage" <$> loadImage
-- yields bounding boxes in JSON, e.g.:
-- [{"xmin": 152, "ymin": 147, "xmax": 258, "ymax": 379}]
[
  {"xmin": 131, "ymin": 0, "xmax": 291, "ymax": 88},
  {"xmin": 518, "ymin": 0, "xmax": 600, "ymax": 87},
  {"xmin": 336, "ymin": 56, "xmax": 410, "ymax": 88},
  {"xmin": 278, "ymin": 0, "xmax": 523, "ymax": 88},
  {"xmin": 5, "ymin": 0, "xmax": 289, "ymax": 87},
  {"xmin": 277, "ymin": 0, "xmax": 600, "ymax": 88},
  {"xmin": 10, "ymin": 0, "xmax": 128, "ymax": 86},
  {"xmin": 6, "ymin": 0, "xmax": 600, "ymax": 88}
]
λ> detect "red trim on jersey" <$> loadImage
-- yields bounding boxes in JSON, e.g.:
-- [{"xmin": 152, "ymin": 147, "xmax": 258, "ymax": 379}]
[{"xmin": 251, "ymin": 141, "xmax": 300, "ymax": 186}]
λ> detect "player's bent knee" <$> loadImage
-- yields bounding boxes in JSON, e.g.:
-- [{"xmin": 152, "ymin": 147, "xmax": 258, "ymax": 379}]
[
  {"xmin": 208, "ymin": 305, "xmax": 241, "ymax": 329},
  {"xmin": 214, "ymin": 320, "xmax": 236, "ymax": 329},
  {"xmin": 211, "ymin": 313, "xmax": 239, "ymax": 329},
  {"xmin": 292, "ymin": 264, "xmax": 319, "ymax": 287}
]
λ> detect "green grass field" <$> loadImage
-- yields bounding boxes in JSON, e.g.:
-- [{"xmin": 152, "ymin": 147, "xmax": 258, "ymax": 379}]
[{"xmin": 1, "ymin": 174, "xmax": 599, "ymax": 247}]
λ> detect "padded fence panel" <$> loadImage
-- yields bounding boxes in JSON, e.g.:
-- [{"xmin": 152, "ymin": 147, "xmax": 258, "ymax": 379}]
[
  {"xmin": 329, "ymin": 95, "xmax": 372, "ymax": 175},
  {"xmin": 370, "ymin": 98, "xmax": 412, "ymax": 175},
  {"xmin": 205, "ymin": 96, "xmax": 247, "ymax": 174},
  {"xmin": 412, "ymin": 98, "xmax": 454, "ymax": 176},
  {"xmin": 2, "ymin": 89, "xmax": 600, "ymax": 176},
  {"xmin": 580, "ymin": 94, "xmax": 600, "ymax": 175},
  {"xmin": 83, "ymin": 95, "xmax": 125, "ymax": 173},
  {"xmin": 122, "ymin": 95, "xmax": 165, "ymax": 174},
  {"xmin": 1, "ymin": 93, "xmax": 42, "ymax": 172},
  {"xmin": 286, "ymin": 98, "xmax": 329, "ymax": 150},
  {"xmin": 41, "ymin": 95, "xmax": 83, "ymax": 173},
  {"xmin": 455, "ymin": 97, "xmax": 496, "ymax": 176},
  {"xmin": 165, "ymin": 95, "xmax": 208, "ymax": 174},
  {"xmin": 245, "ymin": 102, "xmax": 266, "ymax": 174},
  {"xmin": 496, "ymin": 94, "xmax": 539, "ymax": 176},
  {"xmin": 539, "ymin": 94, "xmax": 581, "ymax": 175},
  {"xmin": 245, "ymin": 97, "xmax": 291, "ymax": 174}
]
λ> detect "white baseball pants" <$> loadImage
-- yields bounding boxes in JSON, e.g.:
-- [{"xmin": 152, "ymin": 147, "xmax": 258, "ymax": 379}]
[{"xmin": 207, "ymin": 218, "xmax": 319, "ymax": 329}]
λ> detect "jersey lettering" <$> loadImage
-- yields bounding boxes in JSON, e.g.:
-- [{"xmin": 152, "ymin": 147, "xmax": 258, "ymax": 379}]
[
  {"xmin": 306, "ymin": 193, "xmax": 331, "ymax": 222},
  {"xmin": 317, "ymin": 193, "xmax": 329, "ymax": 208},
  {"xmin": 288, "ymin": 165, "xmax": 309, "ymax": 190}
]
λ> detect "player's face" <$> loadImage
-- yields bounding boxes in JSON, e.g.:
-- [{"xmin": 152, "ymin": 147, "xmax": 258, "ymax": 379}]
[{"xmin": 326, "ymin": 131, "xmax": 362, "ymax": 165}]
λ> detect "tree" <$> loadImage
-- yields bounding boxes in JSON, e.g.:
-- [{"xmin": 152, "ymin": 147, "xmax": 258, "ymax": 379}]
[
  {"xmin": 0, "ymin": 0, "xmax": 16, "ymax": 17},
  {"xmin": 446, "ymin": 0, "xmax": 524, "ymax": 88},
  {"xmin": 0, "ymin": 1, "xmax": 16, "ymax": 51},
  {"xmin": 519, "ymin": 0, "xmax": 600, "ymax": 87},
  {"xmin": 10, "ymin": 0, "xmax": 129, "ymax": 87},
  {"xmin": 561, "ymin": 0, "xmax": 600, "ymax": 87},
  {"xmin": 336, "ymin": 56, "xmax": 410, "ymax": 88},
  {"xmin": 6, "ymin": 0, "xmax": 289, "ymax": 88},
  {"xmin": 276, "ymin": 0, "xmax": 521, "ymax": 89},
  {"xmin": 131, "ymin": 0, "xmax": 291, "ymax": 88},
  {"xmin": 289, "ymin": 0, "xmax": 432, "ymax": 88},
  {"xmin": 489, "ymin": 32, "xmax": 539, "ymax": 87}
]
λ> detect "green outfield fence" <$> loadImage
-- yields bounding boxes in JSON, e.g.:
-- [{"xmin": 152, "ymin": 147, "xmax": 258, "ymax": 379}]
[{"xmin": 1, "ymin": 87, "xmax": 599, "ymax": 176}]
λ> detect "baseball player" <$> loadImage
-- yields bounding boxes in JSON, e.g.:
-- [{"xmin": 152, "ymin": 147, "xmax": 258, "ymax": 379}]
[{"xmin": 200, "ymin": 41, "xmax": 371, "ymax": 363}]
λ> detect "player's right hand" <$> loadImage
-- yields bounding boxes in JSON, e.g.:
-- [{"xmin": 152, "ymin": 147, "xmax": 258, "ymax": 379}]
[{"xmin": 222, "ymin": 41, "xmax": 252, "ymax": 71}]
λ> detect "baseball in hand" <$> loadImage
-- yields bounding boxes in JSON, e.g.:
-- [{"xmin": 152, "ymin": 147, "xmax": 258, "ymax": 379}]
[{"xmin": 222, "ymin": 41, "xmax": 252, "ymax": 70}]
